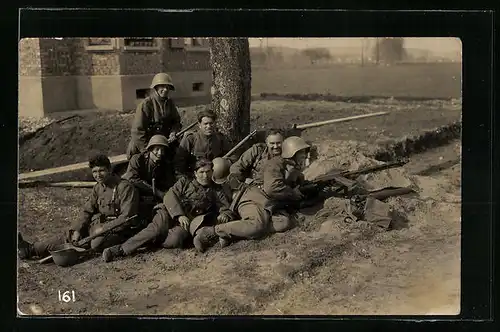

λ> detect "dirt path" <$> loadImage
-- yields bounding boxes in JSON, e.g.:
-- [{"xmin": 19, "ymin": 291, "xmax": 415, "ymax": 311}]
[{"xmin": 17, "ymin": 140, "xmax": 460, "ymax": 316}]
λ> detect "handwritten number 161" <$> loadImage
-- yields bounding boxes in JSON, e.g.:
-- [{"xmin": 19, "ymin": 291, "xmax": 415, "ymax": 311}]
[{"xmin": 58, "ymin": 290, "xmax": 76, "ymax": 303}]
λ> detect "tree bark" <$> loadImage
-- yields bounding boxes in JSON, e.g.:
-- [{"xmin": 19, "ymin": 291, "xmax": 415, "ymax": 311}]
[{"xmin": 209, "ymin": 38, "xmax": 251, "ymax": 147}]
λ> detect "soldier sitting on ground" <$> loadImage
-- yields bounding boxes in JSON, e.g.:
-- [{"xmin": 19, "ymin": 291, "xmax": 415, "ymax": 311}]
[
  {"xmin": 174, "ymin": 108, "xmax": 236, "ymax": 179},
  {"xmin": 123, "ymin": 134, "xmax": 176, "ymax": 208},
  {"xmin": 126, "ymin": 73, "xmax": 182, "ymax": 160},
  {"xmin": 101, "ymin": 135, "xmax": 179, "ymax": 262},
  {"xmin": 211, "ymin": 136, "xmax": 311, "ymax": 247},
  {"xmin": 162, "ymin": 158, "xmax": 235, "ymax": 253},
  {"xmin": 18, "ymin": 154, "xmax": 141, "ymax": 261},
  {"xmin": 212, "ymin": 129, "xmax": 299, "ymax": 236}
]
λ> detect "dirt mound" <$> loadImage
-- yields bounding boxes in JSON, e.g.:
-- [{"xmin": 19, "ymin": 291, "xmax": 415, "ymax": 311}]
[{"xmin": 18, "ymin": 100, "xmax": 461, "ymax": 176}]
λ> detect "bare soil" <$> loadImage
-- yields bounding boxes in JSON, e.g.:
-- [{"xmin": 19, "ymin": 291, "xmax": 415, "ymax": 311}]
[{"xmin": 17, "ymin": 100, "xmax": 461, "ymax": 316}]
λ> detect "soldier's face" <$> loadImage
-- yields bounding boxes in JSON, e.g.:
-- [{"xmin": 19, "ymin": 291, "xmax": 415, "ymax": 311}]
[
  {"xmin": 294, "ymin": 150, "xmax": 309, "ymax": 170},
  {"xmin": 195, "ymin": 165, "xmax": 213, "ymax": 186},
  {"xmin": 199, "ymin": 117, "xmax": 215, "ymax": 136},
  {"xmin": 150, "ymin": 146, "xmax": 166, "ymax": 163},
  {"xmin": 155, "ymin": 85, "xmax": 170, "ymax": 98},
  {"xmin": 266, "ymin": 134, "xmax": 283, "ymax": 156},
  {"xmin": 92, "ymin": 166, "xmax": 111, "ymax": 184}
]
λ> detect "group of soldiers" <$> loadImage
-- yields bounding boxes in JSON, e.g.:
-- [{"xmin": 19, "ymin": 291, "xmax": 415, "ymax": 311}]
[{"xmin": 18, "ymin": 72, "xmax": 317, "ymax": 265}]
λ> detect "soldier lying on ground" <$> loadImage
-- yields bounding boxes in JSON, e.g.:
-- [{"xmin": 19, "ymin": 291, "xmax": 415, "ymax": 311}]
[
  {"xmin": 208, "ymin": 136, "xmax": 311, "ymax": 247},
  {"xmin": 174, "ymin": 108, "xmax": 236, "ymax": 178},
  {"xmin": 18, "ymin": 154, "xmax": 141, "ymax": 261},
  {"xmin": 215, "ymin": 128, "xmax": 298, "ymax": 233},
  {"xmin": 162, "ymin": 158, "xmax": 235, "ymax": 253},
  {"xmin": 126, "ymin": 73, "xmax": 182, "ymax": 160}
]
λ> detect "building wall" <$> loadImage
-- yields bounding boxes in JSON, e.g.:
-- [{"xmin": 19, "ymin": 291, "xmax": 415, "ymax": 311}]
[
  {"xmin": 19, "ymin": 38, "xmax": 212, "ymax": 117},
  {"xmin": 19, "ymin": 39, "xmax": 44, "ymax": 117}
]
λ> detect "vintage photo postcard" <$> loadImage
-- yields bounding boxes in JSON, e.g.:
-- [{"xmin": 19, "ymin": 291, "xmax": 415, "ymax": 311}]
[{"xmin": 17, "ymin": 37, "xmax": 462, "ymax": 316}]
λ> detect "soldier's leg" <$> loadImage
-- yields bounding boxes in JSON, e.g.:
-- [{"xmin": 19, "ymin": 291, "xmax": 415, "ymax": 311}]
[
  {"xmin": 19, "ymin": 233, "xmax": 67, "ymax": 259},
  {"xmin": 192, "ymin": 215, "xmax": 219, "ymax": 253},
  {"xmin": 119, "ymin": 206, "xmax": 171, "ymax": 255},
  {"xmin": 269, "ymin": 211, "xmax": 297, "ymax": 233},
  {"xmin": 214, "ymin": 201, "xmax": 270, "ymax": 240},
  {"xmin": 162, "ymin": 225, "xmax": 190, "ymax": 249}
]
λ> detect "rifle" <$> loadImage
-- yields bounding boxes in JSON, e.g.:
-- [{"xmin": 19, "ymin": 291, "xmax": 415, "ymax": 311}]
[
  {"xmin": 225, "ymin": 130, "xmax": 258, "ymax": 159},
  {"xmin": 299, "ymin": 158, "xmax": 410, "ymax": 202}
]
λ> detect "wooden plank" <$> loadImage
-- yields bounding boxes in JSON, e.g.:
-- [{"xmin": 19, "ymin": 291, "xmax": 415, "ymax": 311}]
[
  {"xmin": 294, "ymin": 111, "xmax": 388, "ymax": 130},
  {"xmin": 19, "ymin": 181, "xmax": 97, "ymax": 189},
  {"xmin": 18, "ymin": 154, "xmax": 128, "ymax": 181}
]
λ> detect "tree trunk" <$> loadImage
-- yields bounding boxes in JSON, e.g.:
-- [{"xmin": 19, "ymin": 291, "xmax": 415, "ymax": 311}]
[{"xmin": 209, "ymin": 38, "xmax": 251, "ymax": 147}]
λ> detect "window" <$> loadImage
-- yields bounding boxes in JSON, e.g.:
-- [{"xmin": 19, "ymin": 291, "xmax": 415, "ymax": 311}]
[
  {"xmin": 192, "ymin": 82, "xmax": 204, "ymax": 92},
  {"xmin": 85, "ymin": 38, "xmax": 117, "ymax": 51},
  {"xmin": 136, "ymin": 88, "xmax": 150, "ymax": 99},
  {"xmin": 121, "ymin": 38, "xmax": 160, "ymax": 51},
  {"xmin": 184, "ymin": 38, "xmax": 209, "ymax": 52}
]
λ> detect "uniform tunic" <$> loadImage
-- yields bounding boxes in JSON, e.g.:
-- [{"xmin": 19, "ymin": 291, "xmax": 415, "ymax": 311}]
[
  {"xmin": 32, "ymin": 175, "xmax": 140, "ymax": 257},
  {"xmin": 123, "ymin": 151, "xmax": 174, "ymax": 193},
  {"xmin": 163, "ymin": 177, "xmax": 233, "ymax": 221},
  {"xmin": 127, "ymin": 92, "xmax": 182, "ymax": 159},
  {"xmin": 174, "ymin": 130, "xmax": 234, "ymax": 177},
  {"xmin": 229, "ymin": 143, "xmax": 275, "ymax": 185}
]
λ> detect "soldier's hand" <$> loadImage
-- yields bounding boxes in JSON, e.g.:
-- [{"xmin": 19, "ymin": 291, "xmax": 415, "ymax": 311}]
[
  {"xmin": 217, "ymin": 214, "xmax": 230, "ymax": 224},
  {"xmin": 168, "ymin": 132, "xmax": 177, "ymax": 143},
  {"xmin": 71, "ymin": 230, "xmax": 81, "ymax": 243},
  {"xmin": 178, "ymin": 216, "xmax": 190, "ymax": 231}
]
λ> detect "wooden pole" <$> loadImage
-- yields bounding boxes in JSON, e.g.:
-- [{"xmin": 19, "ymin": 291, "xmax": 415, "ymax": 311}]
[{"xmin": 294, "ymin": 111, "xmax": 389, "ymax": 130}]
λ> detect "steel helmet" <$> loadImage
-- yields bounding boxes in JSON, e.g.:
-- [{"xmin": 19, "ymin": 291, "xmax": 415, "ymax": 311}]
[
  {"xmin": 281, "ymin": 136, "xmax": 311, "ymax": 159},
  {"xmin": 146, "ymin": 135, "xmax": 170, "ymax": 150},
  {"xmin": 189, "ymin": 214, "xmax": 211, "ymax": 236},
  {"xmin": 150, "ymin": 73, "xmax": 175, "ymax": 91},
  {"xmin": 211, "ymin": 157, "xmax": 232, "ymax": 184}
]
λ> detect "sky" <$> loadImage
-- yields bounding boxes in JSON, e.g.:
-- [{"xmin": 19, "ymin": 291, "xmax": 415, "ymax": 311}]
[{"xmin": 248, "ymin": 38, "xmax": 462, "ymax": 55}]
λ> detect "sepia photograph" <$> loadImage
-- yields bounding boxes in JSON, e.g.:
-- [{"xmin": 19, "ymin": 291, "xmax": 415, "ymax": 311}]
[{"xmin": 17, "ymin": 37, "xmax": 462, "ymax": 316}]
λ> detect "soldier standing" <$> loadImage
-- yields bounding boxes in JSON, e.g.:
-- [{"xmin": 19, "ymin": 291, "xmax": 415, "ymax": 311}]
[
  {"xmin": 126, "ymin": 73, "xmax": 182, "ymax": 160},
  {"xmin": 174, "ymin": 108, "xmax": 235, "ymax": 178},
  {"xmin": 18, "ymin": 155, "xmax": 141, "ymax": 261},
  {"xmin": 213, "ymin": 136, "xmax": 310, "ymax": 247}
]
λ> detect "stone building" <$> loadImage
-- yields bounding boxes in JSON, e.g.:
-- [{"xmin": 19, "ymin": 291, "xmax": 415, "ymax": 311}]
[{"xmin": 19, "ymin": 38, "xmax": 212, "ymax": 117}]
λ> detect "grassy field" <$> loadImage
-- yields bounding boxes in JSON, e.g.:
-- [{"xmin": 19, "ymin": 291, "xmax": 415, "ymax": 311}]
[{"xmin": 251, "ymin": 63, "xmax": 462, "ymax": 99}]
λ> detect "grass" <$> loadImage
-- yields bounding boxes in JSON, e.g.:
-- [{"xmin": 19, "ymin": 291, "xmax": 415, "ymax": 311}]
[{"xmin": 251, "ymin": 63, "xmax": 461, "ymax": 99}]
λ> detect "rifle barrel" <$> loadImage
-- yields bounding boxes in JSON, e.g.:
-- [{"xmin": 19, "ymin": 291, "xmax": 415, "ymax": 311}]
[
  {"xmin": 177, "ymin": 121, "xmax": 197, "ymax": 137},
  {"xmin": 224, "ymin": 130, "xmax": 257, "ymax": 158}
]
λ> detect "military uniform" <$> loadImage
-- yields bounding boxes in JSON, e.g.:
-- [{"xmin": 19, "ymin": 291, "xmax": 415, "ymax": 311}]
[
  {"xmin": 227, "ymin": 145, "xmax": 301, "ymax": 236},
  {"xmin": 229, "ymin": 143, "xmax": 274, "ymax": 186},
  {"xmin": 123, "ymin": 150, "xmax": 175, "ymax": 206},
  {"xmin": 174, "ymin": 130, "xmax": 234, "ymax": 177},
  {"xmin": 25, "ymin": 175, "xmax": 140, "ymax": 258},
  {"xmin": 116, "ymin": 150, "xmax": 177, "ymax": 256},
  {"xmin": 162, "ymin": 176, "xmax": 234, "ymax": 248},
  {"xmin": 126, "ymin": 93, "xmax": 182, "ymax": 159},
  {"xmin": 215, "ymin": 156, "xmax": 303, "ymax": 240}
]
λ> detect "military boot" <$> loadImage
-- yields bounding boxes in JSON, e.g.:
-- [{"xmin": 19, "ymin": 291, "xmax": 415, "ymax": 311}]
[
  {"xmin": 102, "ymin": 245, "xmax": 125, "ymax": 263},
  {"xmin": 18, "ymin": 233, "xmax": 34, "ymax": 260},
  {"xmin": 193, "ymin": 226, "xmax": 218, "ymax": 253}
]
